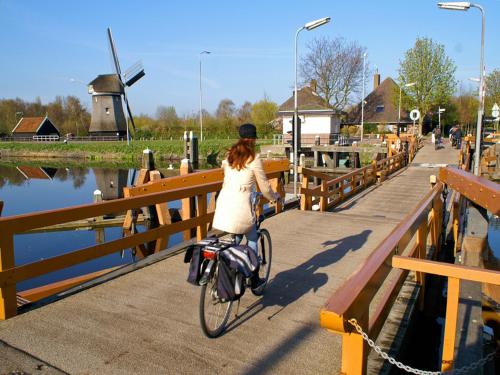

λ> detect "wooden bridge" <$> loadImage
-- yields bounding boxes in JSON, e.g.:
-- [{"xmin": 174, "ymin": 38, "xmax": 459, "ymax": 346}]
[{"xmin": 0, "ymin": 139, "xmax": 498, "ymax": 374}]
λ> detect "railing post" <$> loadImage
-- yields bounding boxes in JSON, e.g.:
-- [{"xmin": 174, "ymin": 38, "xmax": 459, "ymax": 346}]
[
  {"xmin": 196, "ymin": 194, "xmax": 207, "ymax": 241},
  {"xmin": 416, "ymin": 220, "xmax": 428, "ymax": 311},
  {"xmin": 341, "ymin": 315, "xmax": 369, "ymax": 375},
  {"xmin": 320, "ymin": 179, "xmax": 328, "ymax": 211},
  {"xmin": 0, "ymin": 233, "xmax": 16, "ymax": 319},
  {"xmin": 180, "ymin": 159, "xmax": 196, "ymax": 240},
  {"xmin": 441, "ymin": 277, "xmax": 460, "ymax": 372},
  {"xmin": 300, "ymin": 173, "xmax": 310, "ymax": 210}
]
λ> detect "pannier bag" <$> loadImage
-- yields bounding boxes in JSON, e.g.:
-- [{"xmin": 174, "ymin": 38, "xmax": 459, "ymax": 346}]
[
  {"xmin": 217, "ymin": 256, "xmax": 245, "ymax": 301},
  {"xmin": 185, "ymin": 245, "xmax": 204, "ymax": 285},
  {"xmin": 220, "ymin": 245, "xmax": 259, "ymax": 278}
]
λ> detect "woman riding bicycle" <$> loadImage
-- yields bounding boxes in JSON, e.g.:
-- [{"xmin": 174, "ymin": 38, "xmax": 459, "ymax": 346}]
[{"xmin": 212, "ymin": 123, "xmax": 280, "ymax": 286}]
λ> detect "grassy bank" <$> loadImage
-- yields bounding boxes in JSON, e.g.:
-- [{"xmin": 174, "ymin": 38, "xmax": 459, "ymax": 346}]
[{"xmin": 0, "ymin": 139, "xmax": 272, "ymax": 162}]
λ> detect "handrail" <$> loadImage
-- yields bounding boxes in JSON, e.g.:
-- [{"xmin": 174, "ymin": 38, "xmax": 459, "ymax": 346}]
[
  {"xmin": 300, "ymin": 152, "xmax": 407, "ymax": 211},
  {"xmin": 392, "ymin": 256, "xmax": 500, "ymax": 372},
  {"xmin": 0, "ymin": 159, "xmax": 289, "ymax": 320},
  {"xmin": 320, "ymin": 181, "xmax": 444, "ymax": 375},
  {"xmin": 439, "ymin": 166, "xmax": 499, "ymax": 215}
]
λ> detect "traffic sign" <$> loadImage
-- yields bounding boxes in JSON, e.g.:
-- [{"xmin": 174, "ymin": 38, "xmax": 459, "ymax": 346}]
[
  {"xmin": 409, "ymin": 109, "xmax": 420, "ymax": 121},
  {"xmin": 492, "ymin": 103, "xmax": 499, "ymax": 119}
]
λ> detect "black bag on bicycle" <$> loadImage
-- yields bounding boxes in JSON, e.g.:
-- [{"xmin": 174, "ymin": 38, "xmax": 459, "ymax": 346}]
[
  {"xmin": 217, "ymin": 257, "xmax": 245, "ymax": 301},
  {"xmin": 185, "ymin": 245, "xmax": 204, "ymax": 285}
]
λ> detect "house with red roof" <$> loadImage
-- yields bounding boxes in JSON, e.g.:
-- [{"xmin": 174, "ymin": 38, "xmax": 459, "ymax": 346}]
[{"xmin": 11, "ymin": 116, "xmax": 60, "ymax": 140}]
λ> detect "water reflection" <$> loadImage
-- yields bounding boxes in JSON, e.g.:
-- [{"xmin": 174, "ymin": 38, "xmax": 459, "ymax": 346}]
[
  {"xmin": 488, "ymin": 214, "xmax": 500, "ymax": 260},
  {"xmin": 0, "ymin": 162, "xmax": 162, "ymax": 291}
]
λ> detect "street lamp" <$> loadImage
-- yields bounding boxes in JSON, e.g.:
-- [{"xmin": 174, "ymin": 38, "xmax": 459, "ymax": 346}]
[
  {"xmin": 294, "ymin": 16, "xmax": 331, "ymax": 196},
  {"xmin": 199, "ymin": 50, "xmax": 211, "ymax": 142},
  {"xmin": 398, "ymin": 82, "xmax": 416, "ymax": 135},
  {"xmin": 438, "ymin": 2, "xmax": 484, "ymax": 175},
  {"xmin": 361, "ymin": 52, "xmax": 367, "ymax": 142}
]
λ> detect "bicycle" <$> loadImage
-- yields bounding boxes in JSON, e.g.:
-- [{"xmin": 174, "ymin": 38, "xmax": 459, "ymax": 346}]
[{"xmin": 198, "ymin": 192, "xmax": 277, "ymax": 338}]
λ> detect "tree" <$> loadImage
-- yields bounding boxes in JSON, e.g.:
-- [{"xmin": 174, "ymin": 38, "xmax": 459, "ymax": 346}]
[
  {"xmin": 216, "ymin": 99, "xmax": 236, "ymax": 136},
  {"xmin": 237, "ymin": 101, "xmax": 252, "ymax": 124},
  {"xmin": 451, "ymin": 86, "xmax": 479, "ymax": 129},
  {"xmin": 299, "ymin": 36, "xmax": 366, "ymax": 111},
  {"xmin": 251, "ymin": 98, "xmax": 278, "ymax": 136},
  {"xmin": 485, "ymin": 69, "xmax": 500, "ymax": 112},
  {"xmin": 398, "ymin": 37, "xmax": 457, "ymax": 135}
]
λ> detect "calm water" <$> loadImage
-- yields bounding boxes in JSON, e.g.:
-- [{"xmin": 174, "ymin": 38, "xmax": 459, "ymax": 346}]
[{"xmin": 0, "ymin": 162, "xmax": 184, "ymax": 292}]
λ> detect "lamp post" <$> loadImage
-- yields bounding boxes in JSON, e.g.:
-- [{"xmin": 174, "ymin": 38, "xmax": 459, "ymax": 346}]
[
  {"xmin": 361, "ymin": 52, "xmax": 367, "ymax": 142},
  {"xmin": 199, "ymin": 50, "xmax": 211, "ymax": 142},
  {"xmin": 438, "ymin": 2, "xmax": 485, "ymax": 175},
  {"xmin": 398, "ymin": 82, "xmax": 416, "ymax": 135},
  {"xmin": 294, "ymin": 16, "xmax": 331, "ymax": 196}
]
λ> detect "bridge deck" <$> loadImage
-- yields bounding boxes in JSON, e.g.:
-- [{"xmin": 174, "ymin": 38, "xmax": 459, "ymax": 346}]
[{"xmin": 0, "ymin": 141, "xmax": 459, "ymax": 374}]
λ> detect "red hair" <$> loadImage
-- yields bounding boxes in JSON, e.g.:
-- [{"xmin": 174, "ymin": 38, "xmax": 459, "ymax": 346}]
[{"xmin": 227, "ymin": 138, "xmax": 256, "ymax": 170}]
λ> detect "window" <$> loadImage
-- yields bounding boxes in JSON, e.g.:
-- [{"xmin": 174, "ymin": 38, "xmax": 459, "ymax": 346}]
[
  {"xmin": 105, "ymin": 107, "xmax": 110, "ymax": 115},
  {"xmin": 376, "ymin": 105, "xmax": 385, "ymax": 113}
]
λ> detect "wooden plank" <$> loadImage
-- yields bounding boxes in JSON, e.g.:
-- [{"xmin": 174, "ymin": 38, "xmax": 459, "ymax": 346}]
[{"xmin": 392, "ymin": 257, "xmax": 500, "ymax": 285}]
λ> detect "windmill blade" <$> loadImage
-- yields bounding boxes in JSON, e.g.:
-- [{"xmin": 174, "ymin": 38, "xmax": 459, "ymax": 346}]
[
  {"xmin": 107, "ymin": 27, "xmax": 122, "ymax": 78},
  {"xmin": 123, "ymin": 91, "xmax": 136, "ymax": 132},
  {"xmin": 124, "ymin": 61, "xmax": 145, "ymax": 87}
]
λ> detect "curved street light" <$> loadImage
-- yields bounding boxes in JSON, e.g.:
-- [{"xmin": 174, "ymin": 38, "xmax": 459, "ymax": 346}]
[
  {"xmin": 293, "ymin": 17, "xmax": 331, "ymax": 195},
  {"xmin": 438, "ymin": 1, "xmax": 485, "ymax": 176}
]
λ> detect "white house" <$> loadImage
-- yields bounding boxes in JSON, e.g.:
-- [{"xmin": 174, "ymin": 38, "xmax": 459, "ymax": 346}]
[{"xmin": 278, "ymin": 82, "xmax": 341, "ymax": 146}]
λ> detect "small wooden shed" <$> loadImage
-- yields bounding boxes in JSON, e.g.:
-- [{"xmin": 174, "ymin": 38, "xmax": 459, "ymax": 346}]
[{"xmin": 11, "ymin": 116, "xmax": 60, "ymax": 140}]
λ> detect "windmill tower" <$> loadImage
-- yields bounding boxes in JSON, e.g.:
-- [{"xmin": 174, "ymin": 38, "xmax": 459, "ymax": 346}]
[{"xmin": 88, "ymin": 28, "xmax": 145, "ymax": 139}]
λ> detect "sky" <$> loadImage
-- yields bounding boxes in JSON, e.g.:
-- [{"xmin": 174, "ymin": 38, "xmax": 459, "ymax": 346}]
[{"xmin": 1, "ymin": 0, "xmax": 499, "ymax": 117}]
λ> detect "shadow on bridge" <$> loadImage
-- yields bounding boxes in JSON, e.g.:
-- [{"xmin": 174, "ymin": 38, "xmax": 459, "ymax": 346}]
[{"xmin": 225, "ymin": 230, "xmax": 372, "ymax": 372}]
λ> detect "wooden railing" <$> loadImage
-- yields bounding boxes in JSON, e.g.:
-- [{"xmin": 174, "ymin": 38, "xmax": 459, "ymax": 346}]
[
  {"xmin": 0, "ymin": 159, "xmax": 289, "ymax": 320},
  {"xmin": 300, "ymin": 152, "xmax": 407, "ymax": 211},
  {"xmin": 320, "ymin": 180, "xmax": 444, "ymax": 375},
  {"xmin": 320, "ymin": 166, "xmax": 499, "ymax": 374}
]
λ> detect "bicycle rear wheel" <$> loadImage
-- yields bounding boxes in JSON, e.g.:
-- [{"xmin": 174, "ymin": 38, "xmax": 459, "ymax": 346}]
[
  {"xmin": 199, "ymin": 264, "xmax": 233, "ymax": 338},
  {"xmin": 252, "ymin": 228, "xmax": 272, "ymax": 296}
]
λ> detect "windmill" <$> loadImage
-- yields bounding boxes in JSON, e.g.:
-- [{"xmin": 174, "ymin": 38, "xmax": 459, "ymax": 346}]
[{"xmin": 88, "ymin": 27, "xmax": 145, "ymax": 141}]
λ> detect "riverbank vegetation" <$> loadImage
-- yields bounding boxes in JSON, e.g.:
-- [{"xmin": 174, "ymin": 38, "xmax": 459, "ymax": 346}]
[{"xmin": 0, "ymin": 139, "xmax": 273, "ymax": 162}]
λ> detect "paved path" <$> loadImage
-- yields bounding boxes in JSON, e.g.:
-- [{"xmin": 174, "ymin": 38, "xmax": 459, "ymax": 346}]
[{"xmin": 0, "ymin": 142, "xmax": 459, "ymax": 375}]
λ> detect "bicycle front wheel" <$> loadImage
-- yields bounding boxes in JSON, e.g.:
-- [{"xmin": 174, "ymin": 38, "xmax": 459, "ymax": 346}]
[
  {"xmin": 199, "ymin": 265, "xmax": 233, "ymax": 338},
  {"xmin": 252, "ymin": 228, "xmax": 272, "ymax": 296}
]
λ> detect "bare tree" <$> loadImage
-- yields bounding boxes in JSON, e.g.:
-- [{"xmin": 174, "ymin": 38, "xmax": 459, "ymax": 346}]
[{"xmin": 299, "ymin": 36, "xmax": 366, "ymax": 111}]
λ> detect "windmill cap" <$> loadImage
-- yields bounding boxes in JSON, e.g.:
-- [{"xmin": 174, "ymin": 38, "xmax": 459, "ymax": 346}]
[{"xmin": 239, "ymin": 123, "xmax": 257, "ymax": 139}]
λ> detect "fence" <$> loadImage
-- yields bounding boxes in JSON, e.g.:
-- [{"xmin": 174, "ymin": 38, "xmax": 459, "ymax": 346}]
[
  {"xmin": 299, "ymin": 152, "xmax": 407, "ymax": 211},
  {"xmin": 320, "ymin": 166, "xmax": 500, "ymax": 374},
  {"xmin": 0, "ymin": 159, "xmax": 289, "ymax": 320}
]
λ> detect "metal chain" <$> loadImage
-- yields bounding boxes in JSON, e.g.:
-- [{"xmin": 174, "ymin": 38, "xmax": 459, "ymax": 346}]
[{"xmin": 347, "ymin": 319, "xmax": 498, "ymax": 375}]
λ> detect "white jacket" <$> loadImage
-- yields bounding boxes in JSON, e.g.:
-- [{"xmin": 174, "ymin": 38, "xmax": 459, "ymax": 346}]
[{"xmin": 212, "ymin": 154, "xmax": 275, "ymax": 235}]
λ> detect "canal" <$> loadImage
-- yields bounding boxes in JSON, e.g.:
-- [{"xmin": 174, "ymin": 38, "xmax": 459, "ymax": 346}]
[{"xmin": 0, "ymin": 160, "xmax": 186, "ymax": 292}]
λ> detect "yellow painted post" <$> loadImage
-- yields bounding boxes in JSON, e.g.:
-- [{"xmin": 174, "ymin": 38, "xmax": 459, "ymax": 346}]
[
  {"xmin": 180, "ymin": 159, "xmax": 195, "ymax": 240},
  {"xmin": 441, "ymin": 277, "xmax": 460, "ymax": 372},
  {"xmin": 196, "ymin": 194, "xmax": 208, "ymax": 241},
  {"xmin": 341, "ymin": 316, "xmax": 369, "ymax": 375},
  {"xmin": 300, "ymin": 174, "xmax": 309, "ymax": 210},
  {"xmin": 320, "ymin": 179, "xmax": 328, "ymax": 211},
  {"xmin": 0, "ymin": 234, "xmax": 16, "ymax": 319},
  {"xmin": 150, "ymin": 170, "xmax": 171, "ymax": 252}
]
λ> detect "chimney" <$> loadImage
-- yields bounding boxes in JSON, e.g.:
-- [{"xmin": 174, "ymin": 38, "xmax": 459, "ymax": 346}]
[
  {"xmin": 310, "ymin": 79, "xmax": 317, "ymax": 92},
  {"xmin": 373, "ymin": 69, "xmax": 380, "ymax": 90}
]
